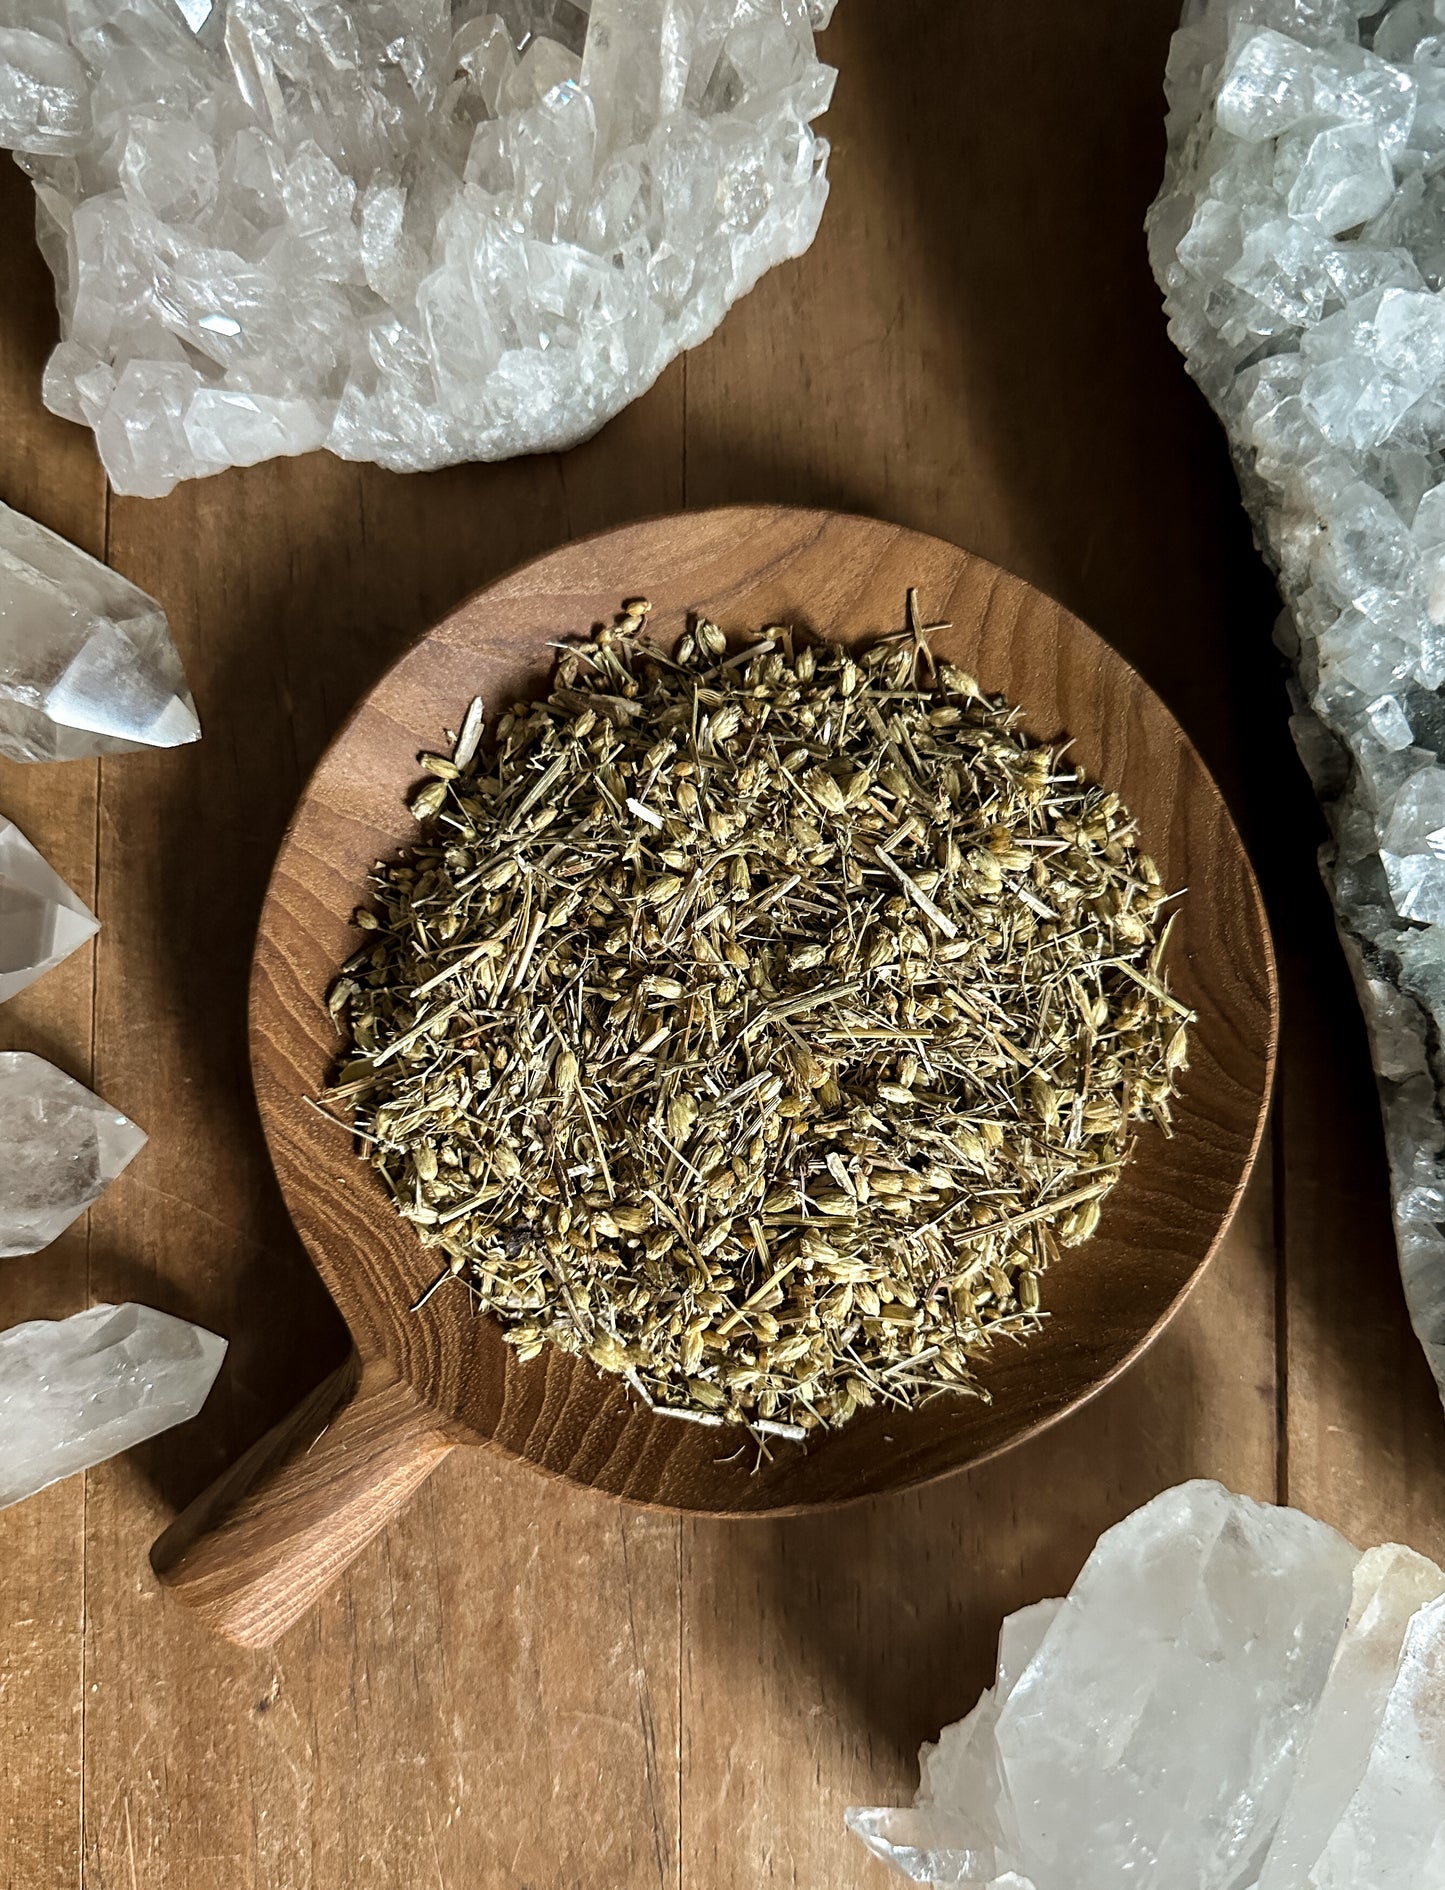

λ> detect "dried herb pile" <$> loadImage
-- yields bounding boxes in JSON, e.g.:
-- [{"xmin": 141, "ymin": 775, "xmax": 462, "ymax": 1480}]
[{"xmin": 326, "ymin": 599, "xmax": 1190, "ymax": 1441}]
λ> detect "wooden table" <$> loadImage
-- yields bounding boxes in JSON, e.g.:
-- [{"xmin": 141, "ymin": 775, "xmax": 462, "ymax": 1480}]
[{"xmin": 3, "ymin": 8, "xmax": 1443, "ymax": 1886}]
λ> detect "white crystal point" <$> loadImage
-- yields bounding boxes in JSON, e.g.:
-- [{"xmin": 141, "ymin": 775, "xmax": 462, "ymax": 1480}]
[
  {"xmin": 0, "ymin": 818, "xmax": 98, "ymax": 1002},
  {"xmin": 0, "ymin": 1, "xmax": 834, "ymax": 494},
  {"xmin": 0, "ymin": 500, "xmax": 200, "ymax": 763},
  {"xmin": 0, "ymin": 1302, "xmax": 225, "ymax": 1509},
  {"xmin": 1308, "ymin": 1591, "xmax": 1445, "ymax": 1885},
  {"xmin": 1258, "ymin": 1543, "xmax": 1445, "ymax": 1888},
  {"xmin": 0, "ymin": 1052, "xmax": 145, "ymax": 1257}
]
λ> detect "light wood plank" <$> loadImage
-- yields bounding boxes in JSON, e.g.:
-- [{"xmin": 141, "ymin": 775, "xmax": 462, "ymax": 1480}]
[
  {"xmin": 0, "ymin": 155, "xmax": 106, "ymax": 1890},
  {"xmin": 80, "ymin": 1454, "xmax": 679, "ymax": 1890}
]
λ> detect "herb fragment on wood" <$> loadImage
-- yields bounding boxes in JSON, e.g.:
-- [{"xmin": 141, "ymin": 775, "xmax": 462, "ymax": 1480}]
[{"xmin": 324, "ymin": 599, "xmax": 1192, "ymax": 1440}]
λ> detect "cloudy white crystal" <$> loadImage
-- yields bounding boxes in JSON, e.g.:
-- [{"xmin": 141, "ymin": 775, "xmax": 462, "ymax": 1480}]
[
  {"xmin": 1306, "ymin": 1592, "xmax": 1445, "ymax": 1884},
  {"xmin": 0, "ymin": 817, "xmax": 97, "ymax": 1002},
  {"xmin": 0, "ymin": 1301, "xmax": 226, "ymax": 1509},
  {"xmin": 1149, "ymin": 0, "xmax": 1445, "ymax": 1400},
  {"xmin": 0, "ymin": 1051, "xmax": 145, "ymax": 1257},
  {"xmin": 1256, "ymin": 1543, "xmax": 1445, "ymax": 1888},
  {"xmin": 847, "ymin": 1482, "xmax": 1445, "ymax": 1890},
  {"xmin": 0, "ymin": 0, "xmax": 836, "ymax": 496},
  {"xmin": 0, "ymin": 499, "xmax": 200, "ymax": 762}
]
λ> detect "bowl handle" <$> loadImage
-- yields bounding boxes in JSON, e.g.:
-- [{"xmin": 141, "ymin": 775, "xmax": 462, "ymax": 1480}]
[{"xmin": 149, "ymin": 1351, "xmax": 454, "ymax": 1648}]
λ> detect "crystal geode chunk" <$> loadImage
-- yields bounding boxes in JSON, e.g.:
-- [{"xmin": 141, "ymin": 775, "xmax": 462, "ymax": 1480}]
[
  {"xmin": 0, "ymin": 817, "xmax": 97, "ymax": 1001},
  {"xmin": 0, "ymin": 1301, "xmax": 226, "ymax": 1509},
  {"xmin": 0, "ymin": 500, "xmax": 200, "ymax": 762},
  {"xmin": 1148, "ymin": 0, "xmax": 1445, "ymax": 1403},
  {"xmin": 0, "ymin": 1051, "xmax": 146, "ymax": 1257},
  {"xmin": 0, "ymin": 0, "xmax": 837, "ymax": 496},
  {"xmin": 848, "ymin": 1482, "xmax": 1445, "ymax": 1890}
]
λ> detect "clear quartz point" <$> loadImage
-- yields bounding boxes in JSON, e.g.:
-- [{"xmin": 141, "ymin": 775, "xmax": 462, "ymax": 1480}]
[
  {"xmin": 0, "ymin": 818, "xmax": 97, "ymax": 1002},
  {"xmin": 0, "ymin": 1051, "xmax": 146, "ymax": 1256},
  {"xmin": 848, "ymin": 1482, "xmax": 1445, "ymax": 1890},
  {"xmin": 0, "ymin": 500, "xmax": 200, "ymax": 762},
  {"xmin": 0, "ymin": 1301, "xmax": 225, "ymax": 1509}
]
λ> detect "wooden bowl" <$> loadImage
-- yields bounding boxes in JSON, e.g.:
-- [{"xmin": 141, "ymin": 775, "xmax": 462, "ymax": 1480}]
[{"xmin": 151, "ymin": 507, "xmax": 1277, "ymax": 1646}]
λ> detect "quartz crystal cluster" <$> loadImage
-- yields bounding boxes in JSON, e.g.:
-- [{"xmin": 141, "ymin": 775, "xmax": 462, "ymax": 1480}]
[
  {"xmin": 0, "ymin": 1301, "xmax": 226, "ymax": 1508},
  {"xmin": 847, "ymin": 1481, "xmax": 1445, "ymax": 1890},
  {"xmin": 1148, "ymin": 0, "xmax": 1445, "ymax": 1400},
  {"xmin": 0, "ymin": 0, "xmax": 837, "ymax": 496},
  {"xmin": 0, "ymin": 499, "xmax": 200, "ymax": 760}
]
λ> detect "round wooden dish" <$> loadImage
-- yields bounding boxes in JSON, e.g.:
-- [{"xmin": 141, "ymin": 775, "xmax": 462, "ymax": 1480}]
[{"xmin": 152, "ymin": 506, "xmax": 1277, "ymax": 1646}]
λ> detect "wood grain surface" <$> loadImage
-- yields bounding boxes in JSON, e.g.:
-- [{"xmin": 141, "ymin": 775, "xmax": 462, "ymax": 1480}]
[{"xmin": 1, "ymin": 3, "xmax": 1442, "ymax": 1885}]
